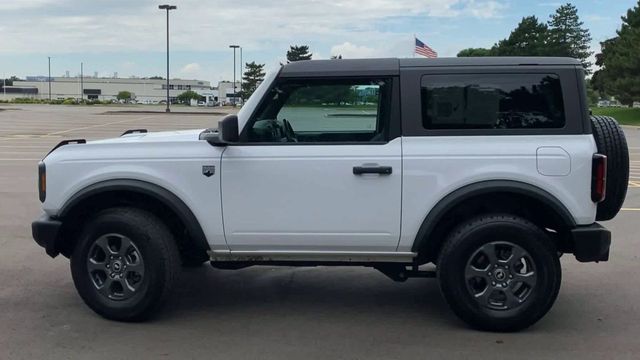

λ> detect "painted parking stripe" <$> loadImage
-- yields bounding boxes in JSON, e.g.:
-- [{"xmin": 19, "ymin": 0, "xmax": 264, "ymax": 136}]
[{"xmin": 621, "ymin": 208, "xmax": 640, "ymax": 211}]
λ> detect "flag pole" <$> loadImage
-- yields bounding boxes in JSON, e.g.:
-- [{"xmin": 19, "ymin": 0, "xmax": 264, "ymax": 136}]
[{"xmin": 413, "ymin": 34, "xmax": 416, "ymax": 58}]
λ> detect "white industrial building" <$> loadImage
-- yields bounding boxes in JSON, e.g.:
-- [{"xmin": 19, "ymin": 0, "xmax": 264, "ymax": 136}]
[{"xmin": 1, "ymin": 76, "xmax": 213, "ymax": 104}]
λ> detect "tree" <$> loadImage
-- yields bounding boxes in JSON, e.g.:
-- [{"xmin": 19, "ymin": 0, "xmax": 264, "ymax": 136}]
[
  {"xmin": 331, "ymin": 54, "xmax": 343, "ymax": 59},
  {"xmin": 592, "ymin": 1, "xmax": 640, "ymax": 104},
  {"xmin": 116, "ymin": 91, "xmax": 132, "ymax": 103},
  {"xmin": 457, "ymin": 48, "xmax": 493, "ymax": 57},
  {"xmin": 147, "ymin": 76, "xmax": 164, "ymax": 80},
  {"xmin": 1, "ymin": 76, "xmax": 21, "ymax": 86},
  {"xmin": 547, "ymin": 3, "xmax": 593, "ymax": 71},
  {"xmin": 177, "ymin": 90, "xmax": 202, "ymax": 105},
  {"xmin": 241, "ymin": 61, "xmax": 266, "ymax": 100},
  {"xmin": 492, "ymin": 16, "xmax": 549, "ymax": 56},
  {"xmin": 286, "ymin": 45, "xmax": 312, "ymax": 62}
]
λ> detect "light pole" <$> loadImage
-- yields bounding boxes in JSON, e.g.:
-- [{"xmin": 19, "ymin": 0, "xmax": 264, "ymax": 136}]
[
  {"xmin": 80, "ymin": 62, "xmax": 84, "ymax": 102},
  {"xmin": 229, "ymin": 45, "xmax": 239, "ymax": 107},
  {"xmin": 239, "ymin": 46, "xmax": 243, "ymax": 104},
  {"xmin": 159, "ymin": 4, "xmax": 177, "ymax": 112},
  {"xmin": 48, "ymin": 57, "xmax": 51, "ymax": 102}
]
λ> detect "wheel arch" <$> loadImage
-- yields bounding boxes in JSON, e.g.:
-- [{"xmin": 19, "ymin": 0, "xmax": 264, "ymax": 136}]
[
  {"xmin": 412, "ymin": 180, "xmax": 577, "ymax": 263},
  {"xmin": 56, "ymin": 179, "xmax": 210, "ymax": 260}
]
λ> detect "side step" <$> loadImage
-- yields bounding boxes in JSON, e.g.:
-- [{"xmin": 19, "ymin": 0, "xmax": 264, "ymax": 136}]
[
  {"xmin": 208, "ymin": 250, "xmax": 417, "ymax": 263},
  {"xmin": 374, "ymin": 264, "xmax": 436, "ymax": 282}
]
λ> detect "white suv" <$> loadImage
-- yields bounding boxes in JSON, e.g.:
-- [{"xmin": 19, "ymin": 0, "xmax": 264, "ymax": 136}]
[{"xmin": 32, "ymin": 58, "xmax": 629, "ymax": 331}]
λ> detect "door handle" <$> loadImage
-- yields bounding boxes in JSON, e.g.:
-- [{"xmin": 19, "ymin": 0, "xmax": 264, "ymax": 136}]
[{"xmin": 353, "ymin": 166, "xmax": 393, "ymax": 175}]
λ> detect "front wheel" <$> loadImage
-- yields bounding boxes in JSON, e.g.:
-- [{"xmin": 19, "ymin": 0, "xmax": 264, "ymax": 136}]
[
  {"xmin": 437, "ymin": 214, "xmax": 561, "ymax": 332},
  {"xmin": 70, "ymin": 207, "xmax": 180, "ymax": 321}
]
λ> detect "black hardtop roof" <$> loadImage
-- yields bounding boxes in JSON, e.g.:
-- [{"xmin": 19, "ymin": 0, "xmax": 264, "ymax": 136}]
[{"xmin": 279, "ymin": 57, "xmax": 581, "ymax": 77}]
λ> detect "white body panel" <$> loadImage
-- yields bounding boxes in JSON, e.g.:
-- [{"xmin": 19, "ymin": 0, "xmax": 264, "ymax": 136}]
[
  {"xmin": 42, "ymin": 131, "xmax": 598, "ymax": 255},
  {"xmin": 398, "ymin": 134, "xmax": 597, "ymax": 252},
  {"xmin": 220, "ymin": 138, "xmax": 402, "ymax": 251},
  {"xmin": 42, "ymin": 130, "xmax": 229, "ymax": 250}
]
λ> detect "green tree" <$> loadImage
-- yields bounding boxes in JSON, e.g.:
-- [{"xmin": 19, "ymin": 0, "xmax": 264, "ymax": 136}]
[
  {"xmin": 457, "ymin": 48, "xmax": 493, "ymax": 57},
  {"xmin": 547, "ymin": 3, "xmax": 593, "ymax": 71},
  {"xmin": 241, "ymin": 61, "xmax": 266, "ymax": 100},
  {"xmin": 2, "ymin": 76, "xmax": 21, "ymax": 86},
  {"xmin": 593, "ymin": 1, "xmax": 640, "ymax": 105},
  {"xmin": 177, "ymin": 90, "xmax": 202, "ymax": 105},
  {"xmin": 116, "ymin": 91, "xmax": 132, "ymax": 103},
  {"xmin": 286, "ymin": 45, "xmax": 313, "ymax": 62},
  {"xmin": 492, "ymin": 16, "xmax": 549, "ymax": 56},
  {"xmin": 147, "ymin": 76, "xmax": 164, "ymax": 80}
]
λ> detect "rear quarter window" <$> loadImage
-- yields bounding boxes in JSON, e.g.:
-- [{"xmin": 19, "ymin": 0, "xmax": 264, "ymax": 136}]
[{"xmin": 421, "ymin": 74, "xmax": 566, "ymax": 130}]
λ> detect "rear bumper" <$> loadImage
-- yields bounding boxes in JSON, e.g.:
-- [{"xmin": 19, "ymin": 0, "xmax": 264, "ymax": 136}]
[
  {"xmin": 31, "ymin": 214, "xmax": 63, "ymax": 258},
  {"xmin": 571, "ymin": 223, "xmax": 611, "ymax": 262}
]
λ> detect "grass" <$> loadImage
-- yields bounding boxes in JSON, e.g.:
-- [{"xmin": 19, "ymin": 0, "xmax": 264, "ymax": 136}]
[{"xmin": 591, "ymin": 107, "xmax": 640, "ymax": 126}]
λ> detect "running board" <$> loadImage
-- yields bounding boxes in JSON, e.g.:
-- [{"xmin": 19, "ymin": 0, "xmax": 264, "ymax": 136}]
[{"xmin": 208, "ymin": 250, "xmax": 417, "ymax": 263}]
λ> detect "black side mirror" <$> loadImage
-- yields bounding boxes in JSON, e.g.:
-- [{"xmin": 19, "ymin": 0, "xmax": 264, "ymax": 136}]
[
  {"xmin": 200, "ymin": 114, "xmax": 239, "ymax": 147},
  {"xmin": 219, "ymin": 114, "xmax": 239, "ymax": 143}
]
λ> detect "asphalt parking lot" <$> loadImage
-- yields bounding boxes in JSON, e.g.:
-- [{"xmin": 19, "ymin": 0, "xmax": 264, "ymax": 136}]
[{"xmin": 1, "ymin": 104, "xmax": 639, "ymax": 359}]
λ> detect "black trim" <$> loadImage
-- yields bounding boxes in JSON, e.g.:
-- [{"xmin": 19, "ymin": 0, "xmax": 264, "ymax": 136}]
[
  {"xmin": 411, "ymin": 180, "xmax": 577, "ymax": 253},
  {"xmin": 31, "ymin": 214, "xmax": 63, "ymax": 257},
  {"xmin": 571, "ymin": 223, "xmax": 610, "ymax": 262},
  {"xmin": 58, "ymin": 179, "xmax": 210, "ymax": 254},
  {"xmin": 353, "ymin": 166, "xmax": 392, "ymax": 175},
  {"xmin": 280, "ymin": 58, "xmax": 400, "ymax": 78},
  {"xmin": 46, "ymin": 139, "xmax": 86, "ymax": 157},
  {"xmin": 121, "ymin": 129, "xmax": 148, "ymax": 136},
  {"xmin": 574, "ymin": 66, "xmax": 593, "ymax": 134}
]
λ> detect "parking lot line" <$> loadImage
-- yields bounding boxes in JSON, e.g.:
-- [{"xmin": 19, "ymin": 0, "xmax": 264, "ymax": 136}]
[
  {"xmin": 621, "ymin": 208, "xmax": 640, "ymax": 211},
  {"xmin": 44, "ymin": 115, "xmax": 157, "ymax": 136}
]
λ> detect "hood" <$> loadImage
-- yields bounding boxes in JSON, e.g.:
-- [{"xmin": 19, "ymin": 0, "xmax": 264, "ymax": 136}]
[{"xmin": 89, "ymin": 129, "xmax": 206, "ymax": 145}]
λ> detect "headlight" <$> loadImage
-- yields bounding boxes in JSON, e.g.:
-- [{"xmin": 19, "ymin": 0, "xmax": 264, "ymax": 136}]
[{"xmin": 38, "ymin": 162, "xmax": 46, "ymax": 202}]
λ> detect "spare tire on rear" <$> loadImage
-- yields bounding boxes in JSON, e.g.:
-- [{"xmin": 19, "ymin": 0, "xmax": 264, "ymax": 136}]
[{"xmin": 590, "ymin": 115, "xmax": 629, "ymax": 221}]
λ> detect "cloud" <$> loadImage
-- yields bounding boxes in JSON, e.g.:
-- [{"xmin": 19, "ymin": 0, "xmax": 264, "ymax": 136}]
[
  {"xmin": 0, "ymin": 0, "xmax": 508, "ymax": 55},
  {"xmin": 179, "ymin": 63, "xmax": 202, "ymax": 77},
  {"xmin": 466, "ymin": 0, "xmax": 508, "ymax": 19},
  {"xmin": 330, "ymin": 42, "xmax": 378, "ymax": 58},
  {"xmin": 0, "ymin": 0, "xmax": 58, "ymax": 11}
]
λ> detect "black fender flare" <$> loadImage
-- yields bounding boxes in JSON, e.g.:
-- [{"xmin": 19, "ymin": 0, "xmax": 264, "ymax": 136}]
[
  {"xmin": 58, "ymin": 179, "xmax": 210, "ymax": 254},
  {"xmin": 411, "ymin": 180, "xmax": 577, "ymax": 254}
]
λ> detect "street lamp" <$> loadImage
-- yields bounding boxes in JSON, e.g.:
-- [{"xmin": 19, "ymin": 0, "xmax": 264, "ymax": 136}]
[
  {"xmin": 159, "ymin": 4, "xmax": 177, "ymax": 112},
  {"xmin": 48, "ymin": 57, "xmax": 52, "ymax": 102},
  {"xmin": 229, "ymin": 45, "xmax": 239, "ymax": 107}
]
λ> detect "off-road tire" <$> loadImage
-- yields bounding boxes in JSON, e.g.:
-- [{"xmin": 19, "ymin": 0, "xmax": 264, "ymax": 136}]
[
  {"xmin": 590, "ymin": 115, "xmax": 629, "ymax": 221},
  {"xmin": 70, "ymin": 207, "xmax": 180, "ymax": 321},
  {"xmin": 437, "ymin": 214, "xmax": 561, "ymax": 332}
]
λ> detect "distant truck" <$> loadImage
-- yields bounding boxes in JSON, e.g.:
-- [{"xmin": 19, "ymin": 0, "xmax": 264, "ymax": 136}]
[{"xmin": 32, "ymin": 57, "xmax": 629, "ymax": 331}]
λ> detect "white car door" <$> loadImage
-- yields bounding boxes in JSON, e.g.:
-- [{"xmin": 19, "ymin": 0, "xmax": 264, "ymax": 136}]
[{"xmin": 220, "ymin": 77, "xmax": 402, "ymax": 252}]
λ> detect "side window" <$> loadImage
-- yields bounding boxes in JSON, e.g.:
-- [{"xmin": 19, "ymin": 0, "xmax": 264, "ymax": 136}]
[
  {"xmin": 421, "ymin": 74, "xmax": 566, "ymax": 130},
  {"xmin": 247, "ymin": 78, "xmax": 391, "ymax": 143}
]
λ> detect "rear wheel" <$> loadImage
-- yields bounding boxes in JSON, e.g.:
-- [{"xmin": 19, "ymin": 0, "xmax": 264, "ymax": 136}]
[
  {"xmin": 70, "ymin": 207, "xmax": 180, "ymax": 321},
  {"xmin": 437, "ymin": 214, "xmax": 561, "ymax": 332}
]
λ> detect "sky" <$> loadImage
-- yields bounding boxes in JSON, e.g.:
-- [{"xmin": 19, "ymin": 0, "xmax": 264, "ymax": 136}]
[{"xmin": 0, "ymin": 0, "xmax": 636, "ymax": 84}]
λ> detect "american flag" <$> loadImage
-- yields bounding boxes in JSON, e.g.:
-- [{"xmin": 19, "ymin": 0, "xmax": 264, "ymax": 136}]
[{"xmin": 415, "ymin": 37, "xmax": 438, "ymax": 58}]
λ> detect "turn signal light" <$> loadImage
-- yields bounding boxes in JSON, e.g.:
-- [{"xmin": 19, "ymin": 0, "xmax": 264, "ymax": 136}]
[
  {"xmin": 591, "ymin": 154, "xmax": 607, "ymax": 203},
  {"xmin": 38, "ymin": 162, "xmax": 46, "ymax": 203}
]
